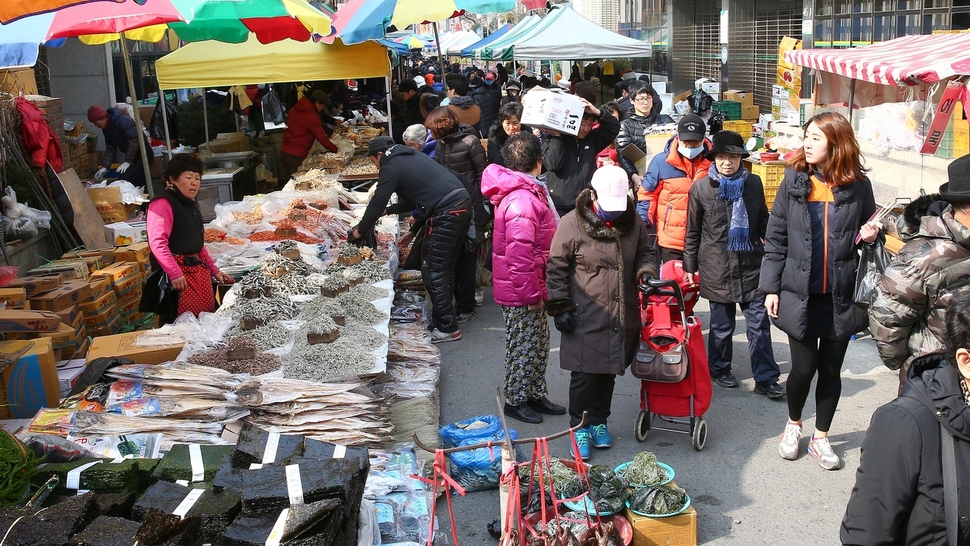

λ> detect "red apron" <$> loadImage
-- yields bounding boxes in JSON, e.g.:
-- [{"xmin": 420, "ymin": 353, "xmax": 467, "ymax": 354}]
[{"xmin": 174, "ymin": 254, "xmax": 215, "ymax": 317}]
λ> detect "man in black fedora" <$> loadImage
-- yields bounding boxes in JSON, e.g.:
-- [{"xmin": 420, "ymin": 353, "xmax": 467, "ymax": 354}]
[{"xmin": 870, "ymin": 154, "xmax": 970, "ymax": 390}]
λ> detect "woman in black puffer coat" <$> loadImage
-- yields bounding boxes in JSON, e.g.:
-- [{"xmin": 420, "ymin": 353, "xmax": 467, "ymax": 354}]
[
  {"xmin": 487, "ymin": 102, "xmax": 524, "ymax": 167},
  {"xmin": 426, "ymin": 106, "xmax": 488, "ymax": 321}
]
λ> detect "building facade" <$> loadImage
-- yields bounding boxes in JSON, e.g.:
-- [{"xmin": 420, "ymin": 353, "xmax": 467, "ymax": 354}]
[{"xmin": 576, "ymin": 0, "xmax": 621, "ymax": 32}]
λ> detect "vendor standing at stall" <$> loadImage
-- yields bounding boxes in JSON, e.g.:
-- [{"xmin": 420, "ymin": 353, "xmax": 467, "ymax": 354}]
[
  {"xmin": 279, "ymin": 89, "xmax": 338, "ymax": 183},
  {"xmin": 88, "ymin": 104, "xmax": 155, "ymax": 189},
  {"xmin": 145, "ymin": 154, "xmax": 233, "ymax": 324},
  {"xmin": 349, "ymin": 137, "xmax": 471, "ymax": 343}
]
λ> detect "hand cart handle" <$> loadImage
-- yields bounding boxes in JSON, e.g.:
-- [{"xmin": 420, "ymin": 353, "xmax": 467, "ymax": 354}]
[{"xmin": 639, "ymin": 278, "xmax": 690, "ymax": 330}]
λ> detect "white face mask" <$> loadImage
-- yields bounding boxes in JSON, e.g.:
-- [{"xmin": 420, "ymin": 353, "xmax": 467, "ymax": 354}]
[{"xmin": 678, "ymin": 143, "xmax": 704, "ymax": 160}]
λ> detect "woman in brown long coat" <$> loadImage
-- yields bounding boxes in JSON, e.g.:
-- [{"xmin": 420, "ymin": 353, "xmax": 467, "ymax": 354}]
[{"xmin": 546, "ymin": 165, "xmax": 658, "ymax": 460}]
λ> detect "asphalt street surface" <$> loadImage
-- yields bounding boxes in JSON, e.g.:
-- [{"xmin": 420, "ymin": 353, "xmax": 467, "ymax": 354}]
[{"xmin": 434, "ymin": 288, "xmax": 897, "ymax": 545}]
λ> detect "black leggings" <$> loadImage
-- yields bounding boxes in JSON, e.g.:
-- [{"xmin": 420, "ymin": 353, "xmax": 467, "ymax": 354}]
[{"xmin": 786, "ymin": 335, "xmax": 849, "ymax": 433}]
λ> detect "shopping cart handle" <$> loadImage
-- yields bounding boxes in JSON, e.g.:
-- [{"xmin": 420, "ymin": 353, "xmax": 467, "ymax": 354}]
[{"xmin": 639, "ymin": 277, "xmax": 679, "ymax": 294}]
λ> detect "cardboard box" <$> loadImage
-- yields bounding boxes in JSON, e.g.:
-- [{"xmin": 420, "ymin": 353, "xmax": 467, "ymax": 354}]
[
  {"xmin": 88, "ymin": 186, "xmax": 137, "ymax": 224},
  {"xmin": 64, "ymin": 121, "xmax": 85, "ymax": 138},
  {"xmin": 723, "ymin": 90, "xmax": 755, "ymax": 107},
  {"xmin": 7, "ymin": 276, "xmax": 62, "ymax": 296},
  {"xmin": 62, "ymin": 249, "xmax": 115, "ymax": 266},
  {"xmin": 9, "ymin": 323, "xmax": 76, "ymax": 348},
  {"xmin": 87, "ymin": 315, "xmax": 121, "ymax": 338},
  {"xmin": 0, "ymin": 337, "xmax": 57, "ymax": 419},
  {"xmin": 29, "ymin": 280, "xmax": 93, "ymax": 311},
  {"xmin": 742, "ymin": 105, "xmax": 760, "ymax": 120},
  {"xmin": 86, "ymin": 277, "xmax": 112, "ymax": 302},
  {"xmin": 0, "ymin": 288, "xmax": 27, "ymax": 309},
  {"xmin": 57, "ymin": 359, "xmax": 86, "ymax": 396},
  {"xmin": 54, "ymin": 306, "xmax": 79, "ymax": 326},
  {"xmin": 116, "ymin": 285, "xmax": 142, "ymax": 308},
  {"xmin": 626, "ymin": 506, "xmax": 697, "ymax": 546},
  {"xmin": 85, "ymin": 331, "xmax": 183, "ymax": 365},
  {"xmin": 27, "ymin": 260, "xmax": 90, "ymax": 280},
  {"xmin": 117, "ymin": 292, "xmax": 141, "ymax": 315},
  {"xmin": 78, "ymin": 289, "xmax": 117, "ymax": 316},
  {"xmin": 111, "ymin": 275, "xmax": 142, "ymax": 295},
  {"xmin": 620, "ymin": 144, "xmax": 649, "ymax": 176},
  {"xmin": 0, "ymin": 310, "xmax": 61, "ymax": 332},
  {"xmin": 92, "ymin": 262, "xmax": 137, "ymax": 286},
  {"xmin": 84, "ymin": 305, "xmax": 118, "ymax": 330},
  {"xmin": 114, "ymin": 242, "xmax": 151, "ymax": 263},
  {"xmin": 104, "ymin": 221, "xmax": 147, "ymax": 246},
  {"xmin": 521, "ymin": 88, "xmax": 586, "ymax": 136},
  {"xmin": 0, "ymin": 69, "xmax": 38, "ymax": 96}
]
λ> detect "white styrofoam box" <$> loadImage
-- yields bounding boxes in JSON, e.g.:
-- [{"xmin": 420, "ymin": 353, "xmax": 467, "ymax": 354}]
[
  {"xmin": 657, "ymin": 93, "xmax": 675, "ymax": 115},
  {"xmin": 521, "ymin": 88, "xmax": 586, "ymax": 136}
]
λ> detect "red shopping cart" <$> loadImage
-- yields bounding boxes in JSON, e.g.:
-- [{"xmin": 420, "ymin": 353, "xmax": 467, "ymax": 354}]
[{"xmin": 630, "ymin": 262, "xmax": 712, "ymax": 451}]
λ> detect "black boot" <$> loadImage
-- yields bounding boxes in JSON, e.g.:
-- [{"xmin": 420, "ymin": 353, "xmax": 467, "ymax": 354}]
[
  {"xmin": 527, "ymin": 397, "xmax": 566, "ymax": 415},
  {"xmin": 504, "ymin": 403, "xmax": 543, "ymax": 424}
]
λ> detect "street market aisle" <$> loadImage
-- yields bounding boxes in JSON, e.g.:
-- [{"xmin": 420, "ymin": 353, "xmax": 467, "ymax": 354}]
[{"xmin": 436, "ymin": 288, "xmax": 897, "ymax": 545}]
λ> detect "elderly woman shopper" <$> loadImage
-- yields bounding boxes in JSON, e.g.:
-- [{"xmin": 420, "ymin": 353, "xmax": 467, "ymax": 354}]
[
  {"xmin": 144, "ymin": 154, "xmax": 233, "ymax": 324},
  {"xmin": 547, "ymin": 165, "xmax": 658, "ymax": 459},
  {"xmin": 487, "ymin": 102, "xmax": 524, "ymax": 166},
  {"xmin": 482, "ymin": 133, "xmax": 562, "ymax": 424},
  {"xmin": 402, "ymin": 123, "xmax": 435, "ymax": 157},
  {"xmin": 841, "ymin": 286, "xmax": 970, "ymax": 545}
]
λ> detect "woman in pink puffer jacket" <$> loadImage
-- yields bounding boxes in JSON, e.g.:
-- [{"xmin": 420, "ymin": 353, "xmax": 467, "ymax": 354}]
[{"xmin": 481, "ymin": 132, "xmax": 563, "ymax": 425}]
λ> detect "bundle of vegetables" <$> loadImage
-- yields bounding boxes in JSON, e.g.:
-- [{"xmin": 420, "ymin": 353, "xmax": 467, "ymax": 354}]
[
  {"xmin": 618, "ymin": 451, "xmax": 671, "ymax": 486},
  {"xmin": 628, "ymin": 484, "xmax": 689, "ymax": 515},
  {"xmin": 520, "ymin": 462, "xmax": 628, "ymax": 514}
]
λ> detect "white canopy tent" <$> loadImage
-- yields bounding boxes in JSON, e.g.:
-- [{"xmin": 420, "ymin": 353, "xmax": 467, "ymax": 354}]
[
  {"xmin": 507, "ymin": 6, "xmax": 653, "ymax": 60},
  {"xmin": 445, "ymin": 32, "xmax": 484, "ymax": 56}
]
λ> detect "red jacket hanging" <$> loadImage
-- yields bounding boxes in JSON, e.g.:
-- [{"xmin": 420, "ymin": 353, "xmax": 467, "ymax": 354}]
[{"xmin": 14, "ymin": 97, "xmax": 62, "ymax": 172}]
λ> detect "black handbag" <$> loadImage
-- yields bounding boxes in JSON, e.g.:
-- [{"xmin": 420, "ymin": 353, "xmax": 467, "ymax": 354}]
[{"xmin": 139, "ymin": 268, "xmax": 179, "ymax": 316}]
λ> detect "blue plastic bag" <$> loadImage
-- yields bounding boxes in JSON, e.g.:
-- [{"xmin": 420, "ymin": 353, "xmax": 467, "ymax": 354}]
[
  {"xmin": 439, "ymin": 414, "xmax": 502, "ymax": 448},
  {"xmin": 448, "ymin": 430, "xmax": 518, "ymax": 492}
]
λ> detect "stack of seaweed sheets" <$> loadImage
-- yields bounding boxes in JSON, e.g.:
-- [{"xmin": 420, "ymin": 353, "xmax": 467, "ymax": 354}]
[{"xmin": 9, "ymin": 423, "xmax": 369, "ymax": 545}]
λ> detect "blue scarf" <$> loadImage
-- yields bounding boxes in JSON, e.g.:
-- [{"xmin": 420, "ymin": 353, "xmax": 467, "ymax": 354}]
[{"xmin": 709, "ymin": 163, "xmax": 752, "ymax": 252}]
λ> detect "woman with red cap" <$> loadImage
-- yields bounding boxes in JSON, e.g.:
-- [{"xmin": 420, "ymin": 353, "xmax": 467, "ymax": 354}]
[{"xmin": 88, "ymin": 104, "xmax": 155, "ymax": 189}]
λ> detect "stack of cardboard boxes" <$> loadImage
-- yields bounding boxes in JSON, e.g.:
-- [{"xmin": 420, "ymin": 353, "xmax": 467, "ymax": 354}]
[
  {"xmin": 64, "ymin": 121, "xmax": 102, "ymax": 180},
  {"xmin": 722, "ymin": 90, "xmax": 759, "ymax": 122},
  {"xmin": 203, "ymin": 132, "xmax": 250, "ymax": 153}
]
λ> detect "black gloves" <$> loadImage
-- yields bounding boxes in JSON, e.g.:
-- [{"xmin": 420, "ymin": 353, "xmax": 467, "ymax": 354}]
[
  {"xmin": 554, "ymin": 312, "xmax": 576, "ymax": 333},
  {"xmin": 346, "ymin": 227, "xmax": 358, "ymax": 242}
]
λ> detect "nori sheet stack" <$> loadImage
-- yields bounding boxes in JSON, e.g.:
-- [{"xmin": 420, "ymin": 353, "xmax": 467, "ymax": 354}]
[
  {"xmin": 231, "ymin": 423, "xmax": 304, "ymax": 467},
  {"xmin": 222, "ymin": 499, "xmax": 342, "ymax": 546},
  {"xmin": 69, "ymin": 516, "xmax": 141, "ymax": 546},
  {"xmin": 155, "ymin": 444, "xmax": 237, "ymax": 484},
  {"xmin": 135, "ymin": 508, "xmax": 203, "ymax": 546},
  {"xmin": 211, "ymin": 454, "xmax": 243, "ymax": 493},
  {"xmin": 302, "ymin": 440, "xmax": 368, "ymax": 466},
  {"xmin": 0, "ymin": 492, "xmax": 99, "ymax": 546},
  {"xmin": 32, "ymin": 457, "xmax": 159, "ymax": 493},
  {"xmin": 132, "ymin": 481, "xmax": 241, "ymax": 542},
  {"xmin": 92, "ymin": 492, "xmax": 136, "ymax": 518}
]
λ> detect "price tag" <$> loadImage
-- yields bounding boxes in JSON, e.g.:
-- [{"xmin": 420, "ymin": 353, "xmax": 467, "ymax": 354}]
[
  {"xmin": 262, "ymin": 432, "xmax": 281, "ymax": 464},
  {"xmin": 66, "ymin": 461, "xmax": 102, "ymax": 490},
  {"xmin": 172, "ymin": 488, "xmax": 204, "ymax": 519},
  {"xmin": 284, "ymin": 464, "xmax": 304, "ymax": 505},
  {"xmin": 333, "ymin": 445, "xmax": 346, "ymax": 459},
  {"xmin": 189, "ymin": 444, "xmax": 205, "ymax": 482},
  {"xmin": 264, "ymin": 508, "xmax": 289, "ymax": 546}
]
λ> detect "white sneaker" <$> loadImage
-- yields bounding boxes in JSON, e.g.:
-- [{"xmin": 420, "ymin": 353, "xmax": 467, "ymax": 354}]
[
  {"xmin": 778, "ymin": 421, "xmax": 802, "ymax": 460},
  {"xmin": 808, "ymin": 435, "xmax": 841, "ymax": 470},
  {"xmin": 475, "ymin": 288, "xmax": 484, "ymax": 306},
  {"xmin": 430, "ymin": 328, "xmax": 461, "ymax": 343}
]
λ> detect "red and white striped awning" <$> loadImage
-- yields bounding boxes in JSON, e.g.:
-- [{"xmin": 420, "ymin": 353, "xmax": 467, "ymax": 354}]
[{"xmin": 785, "ymin": 33, "xmax": 970, "ymax": 87}]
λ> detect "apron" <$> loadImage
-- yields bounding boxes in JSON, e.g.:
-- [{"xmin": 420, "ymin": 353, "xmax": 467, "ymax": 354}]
[{"xmin": 174, "ymin": 254, "xmax": 215, "ymax": 317}]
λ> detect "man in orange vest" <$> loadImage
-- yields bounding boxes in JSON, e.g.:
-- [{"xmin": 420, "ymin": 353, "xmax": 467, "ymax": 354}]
[{"xmin": 640, "ymin": 114, "xmax": 712, "ymax": 262}]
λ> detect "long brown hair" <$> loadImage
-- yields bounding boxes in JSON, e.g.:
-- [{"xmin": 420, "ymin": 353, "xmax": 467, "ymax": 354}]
[
  {"xmin": 424, "ymin": 106, "xmax": 459, "ymax": 139},
  {"xmin": 786, "ymin": 112, "xmax": 868, "ymax": 186}
]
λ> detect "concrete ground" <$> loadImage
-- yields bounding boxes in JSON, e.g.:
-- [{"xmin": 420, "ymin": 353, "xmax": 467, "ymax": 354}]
[{"xmin": 434, "ymin": 288, "xmax": 897, "ymax": 545}]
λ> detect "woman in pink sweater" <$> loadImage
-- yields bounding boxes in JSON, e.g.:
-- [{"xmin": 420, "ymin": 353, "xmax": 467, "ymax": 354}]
[{"xmin": 481, "ymin": 132, "xmax": 563, "ymax": 424}]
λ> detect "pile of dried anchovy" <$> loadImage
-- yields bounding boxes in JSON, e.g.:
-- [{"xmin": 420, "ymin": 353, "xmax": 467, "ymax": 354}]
[
  {"xmin": 337, "ymin": 317, "xmax": 388, "ymax": 349},
  {"xmin": 229, "ymin": 291, "xmax": 301, "ymax": 322},
  {"xmin": 187, "ymin": 336, "xmax": 282, "ymax": 375},
  {"xmin": 318, "ymin": 274, "xmax": 350, "ymax": 293},
  {"xmin": 225, "ymin": 321, "xmax": 292, "ymax": 351},
  {"xmin": 305, "ymin": 314, "xmax": 338, "ymax": 335},
  {"xmin": 298, "ymin": 295, "xmax": 345, "ymax": 322},
  {"xmin": 342, "ymin": 260, "xmax": 391, "ymax": 284},
  {"xmin": 337, "ymin": 287, "xmax": 388, "ymax": 325},
  {"xmin": 284, "ymin": 336, "xmax": 381, "ymax": 382}
]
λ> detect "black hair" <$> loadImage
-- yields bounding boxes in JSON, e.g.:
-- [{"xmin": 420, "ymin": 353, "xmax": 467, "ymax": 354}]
[
  {"xmin": 501, "ymin": 132, "xmax": 542, "ymax": 173},
  {"xmin": 399, "ymin": 80, "xmax": 418, "ymax": 94},
  {"xmin": 165, "ymin": 154, "xmax": 204, "ymax": 183},
  {"xmin": 445, "ymin": 73, "xmax": 469, "ymax": 96},
  {"xmin": 498, "ymin": 101, "xmax": 523, "ymax": 123},
  {"xmin": 945, "ymin": 286, "xmax": 970, "ymax": 363},
  {"xmin": 604, "ymin": 100, "xmax": 625, "ymax": 122}
]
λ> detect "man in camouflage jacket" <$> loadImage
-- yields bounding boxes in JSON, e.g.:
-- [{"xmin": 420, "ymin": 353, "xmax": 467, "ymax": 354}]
[{"xmin": 869, "ymin": 176, "xmax": 970, "ymax": 389}]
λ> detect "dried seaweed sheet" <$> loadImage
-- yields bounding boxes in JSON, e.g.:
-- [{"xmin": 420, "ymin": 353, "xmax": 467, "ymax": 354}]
[
  {"xmin": 32, "ymin": 457, "xmax": 158, "ymax": 493},
  {"xmin": 231, "ymin": 422, "xmax": 305, "ymax": 467},
  {"xmin": 0, "ymin": 492, "xmax": 98, "ymax": 546},
  {"xmin": 69, "ymin": 515, "xmax": 141, "ymax": 546},
  {"xmin": 92, "ymin": 492, "xmax": 135, "ymax": 518},
  {"xmin": 132, "ymin": 481, "xmax": 241, "ymax": 542},
  {"xmin": 302, "ymin": 439, "xmax": 368, "ymax": 467},
  {"xmin": 222, "ymin": 499, "xmax": 342, "ymax": 546},
  {"xmin": 155, "ymin": 444, "xmax": 237, "ymax": 484},
  {"xmin": 136, "ymin": 508, "xmax": 203, "ymax": 546}
]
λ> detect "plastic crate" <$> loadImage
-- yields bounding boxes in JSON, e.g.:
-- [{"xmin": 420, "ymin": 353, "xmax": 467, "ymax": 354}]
[
  {"xmin": 954, "ymin": 123, "xmax": 969, "ymax": 157},
  {"xmin": 712, "ymin": 100, "xmax": 742, "ymax": 120},
  {"xmin": 748, "ymin": 161, "xmax": 786, "ymax": 190},
  {"xmin": 720, "ymin": 120, "xmax": 754, "ymax": 140},
  {"xmin": 936, "ymin": 126, "xmax": 955, "ymax": 159},
  {"xmin": 764, "ymin": 187, "xmax": 778, "ymax": 210}
]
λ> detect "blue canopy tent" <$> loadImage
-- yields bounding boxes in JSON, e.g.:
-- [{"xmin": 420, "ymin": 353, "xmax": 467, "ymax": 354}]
[{"xmin": 459, "ymin": 23, "xmax": 511, "ymax": 57}]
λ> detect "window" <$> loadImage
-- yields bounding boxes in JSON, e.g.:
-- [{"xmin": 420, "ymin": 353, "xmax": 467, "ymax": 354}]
[
  {"xmin": 874, "ymin": 14, "xmax": 895, "ymax": 39},
  {"xmin": 897, "ymin": 12, "xmax": 922, "ymax": 33},
  {"xmin": 874, "ymin": 0, "xmax": 895, "ymax": 11},
  {"xmin": 853, "ymin": 16, "xmax": 873, "ymax": 41}
]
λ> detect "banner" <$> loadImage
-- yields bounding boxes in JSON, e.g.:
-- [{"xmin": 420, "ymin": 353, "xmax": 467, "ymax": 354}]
[{"xmin": 920, "ymin": 80, "xmax": 965, "ymax": 155}]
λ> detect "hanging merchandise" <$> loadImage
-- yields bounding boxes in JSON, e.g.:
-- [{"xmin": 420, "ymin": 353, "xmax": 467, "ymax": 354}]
[
  {"xmin": 261, "ymin": 87, "xmax": 286, "ymax": 126},
  {"xmin": 150, "ymin": 96, "xmax": 180, "ymax": 141}
]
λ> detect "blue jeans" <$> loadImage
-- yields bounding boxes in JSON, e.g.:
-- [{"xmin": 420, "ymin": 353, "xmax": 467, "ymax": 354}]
[{"xmin": 708, "ymin": 299, "xmax": 780, "ymax": 386}]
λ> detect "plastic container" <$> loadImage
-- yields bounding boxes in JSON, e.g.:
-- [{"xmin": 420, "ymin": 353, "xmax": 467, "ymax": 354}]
[
  {"xmin": 626, "ymin": 494, "xmax": 692, "ymax": 518},
  {"xmin": 614, "ymin": 461, "xmax": 675, "ymax": 486}
]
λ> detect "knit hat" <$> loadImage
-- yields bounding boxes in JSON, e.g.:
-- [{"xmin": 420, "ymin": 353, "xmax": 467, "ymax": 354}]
[
  {"xmin": 87, "ymin": 105, "xmax": 108, "ymax": 123},
  {"xmin": 677, "ymin": 114, "xmax": 706, "ymax": 142}
]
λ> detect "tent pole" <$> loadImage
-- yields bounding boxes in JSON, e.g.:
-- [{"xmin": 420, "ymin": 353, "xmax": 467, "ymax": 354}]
[
  {"xmin": 202, "ymin": 87, "xmax": 210, "ymax": 152},
  {"xmin": 158, "ymin": 85, "xmax": 173, "ymax": 160},
  {"xmin": 847, "ymin": 78, "xmax": 856, "ymax": 125},
  {"xmin": 120, "ymin": 35, "xmax": 154, "ymax": 199},
  {"xmin": 433, "ymin": 22, "xmax": 447, "ymax": 85},
  {"xmin": 385, "ymin": 75, "xmax": 394, "ymax": 137}
]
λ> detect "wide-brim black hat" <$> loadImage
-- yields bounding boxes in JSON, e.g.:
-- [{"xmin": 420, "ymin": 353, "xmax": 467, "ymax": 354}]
[
  {"xmin": 939, "ymin": 155, "xmax": 970, "ymax": 202},
  {"xmin": 704, "ymin": 130, "xmax": 750, "ymax": 160}
]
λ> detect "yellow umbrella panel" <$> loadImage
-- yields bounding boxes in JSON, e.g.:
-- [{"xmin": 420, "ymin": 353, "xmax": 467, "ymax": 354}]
[{"xmin": 155, "ymin": 35, "xmax": 390, "ymax": 89}]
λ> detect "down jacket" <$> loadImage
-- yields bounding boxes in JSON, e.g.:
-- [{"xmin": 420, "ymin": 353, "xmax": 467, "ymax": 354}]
[
  {"xmin": 14, "ymin": 97, "xmax": 62, "ymax": 172},
  {"xmin": 280, "ymin": 97, "xmax": 337, "ymax": 158},
  {"xmin": 683, "ymin": 172, "xmax": 769, "ymax": 304},
  {"xmin": 436, "ymin": 125, "xmax": 489, "ymax": 235},
  {"xmin": 481, "ymin": 164, "xmax": 557, "ymax": 307},
  {"xmin": 841, "ymin": 353, "xmax": 970, "ymax": 546},
  {"xmin": 546, "ymin": 190, "xmax": 658, "ymax": 375},
  {"xmin": 869, "ymin": 195, "xmax": 970, "ymax": 372},
  {"xmin": 759, "ymin": 167, "xmax": 876, "ymax": 341},
  {"xmin": 641, "ymin": 136, "xmax": 712, "ymax": 250},
  {"xmin": 614, "ymin": 89, "xmax": 674, "ymax": 184}
]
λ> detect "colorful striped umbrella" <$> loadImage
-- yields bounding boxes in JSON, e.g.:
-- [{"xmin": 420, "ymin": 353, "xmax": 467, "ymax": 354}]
[
  {"xmin": 393, "ymin": 34, "xmax": 431, "ymax": 50},
  {"xmin": 167, "ymin": 0, "xmax": 331, "ymax": 44},
  {"xmin": 0, "ymin": 0, "xmax": 124, "ymax": 24},
  {"xmin": 0, "ymin": 0, "xmax": 184, "ymax": 45}
]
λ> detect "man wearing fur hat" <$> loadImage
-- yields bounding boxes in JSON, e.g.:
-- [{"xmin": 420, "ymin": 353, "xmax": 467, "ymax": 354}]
[{"xmin": 870, "ymin": 154, "xmax": 970, "ymax": 391}]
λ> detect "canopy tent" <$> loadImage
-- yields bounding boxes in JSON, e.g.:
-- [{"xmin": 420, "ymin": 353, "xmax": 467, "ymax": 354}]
[
  {"xmin": 155, "ymin": 35, "xmax": 390, "ymax": 89},
  {"xmin": 459, "ymin": 22, "xmax": 511, "ymax": 57},
  {"xmin": 467, "ymin": 13, "xmax": 543, "ymax": 60},
  {"xmin": 785, "ymin": 33, "xmax": 970, "ymax": 110},
  {"xmin": 435, "ymin": 30, "xmax": 478, "ymax": 53},
  {"xmin": 445, "ymin": 31, "xmax": 484, "ymax": 55},
  {"xmin": 509, "ymin": 6, "xmax": 654, "ymax": 60}
]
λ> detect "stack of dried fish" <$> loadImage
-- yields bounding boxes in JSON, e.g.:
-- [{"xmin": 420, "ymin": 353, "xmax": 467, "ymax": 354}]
[
  {"xmin": 231, "ymin": 377, "xmax": 392, "ymax": 447},
  {"xmin": 71, "ymin": 412, "xmax": 229, "ymax": 451},
  {"xmin": 105, "ymin": 363, "xmax": 249, "ymax": 422}
]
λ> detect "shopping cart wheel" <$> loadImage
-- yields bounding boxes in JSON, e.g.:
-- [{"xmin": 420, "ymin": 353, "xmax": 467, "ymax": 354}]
[
  {"xmin": 692, "ymin": 417, "xmax": 708, "ymax": 451},
  {"xmin": 634, "ymin": 410, "xmax": 650, "ymax": 442}
]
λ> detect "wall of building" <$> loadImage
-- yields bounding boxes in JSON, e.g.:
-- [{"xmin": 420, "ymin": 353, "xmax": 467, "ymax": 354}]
[{"xmin": 46, "ymin": 40, "xmax": 115, "ymax": 150}]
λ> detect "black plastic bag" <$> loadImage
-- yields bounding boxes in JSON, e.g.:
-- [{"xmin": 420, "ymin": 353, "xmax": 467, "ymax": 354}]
[
  {"xmin": 261, "ymin": 89, "xmax": 285, "ymax": 125},
  {"xmin": 139, "ymin": 268, "xmax": 179, "ymax": 317},
  {"xmin": 149, "ymin": 98, "xmax": 179, "ymax": 141},
  {"xmin": 708, "ymin": 110, "xmax": 726, "ymax": 133},
  {"xmin": 688, "ymin": 89, "xmax": 714, "ymax": 115},
  {"xmin": 854, "ymin": 239, "xmax": 891, "ymax": 305}
]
